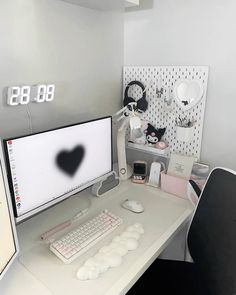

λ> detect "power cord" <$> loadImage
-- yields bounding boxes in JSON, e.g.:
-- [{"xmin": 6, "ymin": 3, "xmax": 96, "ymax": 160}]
[{"xmin": 26, "ymin": 104, "xmax": 33, "ymax": 134}]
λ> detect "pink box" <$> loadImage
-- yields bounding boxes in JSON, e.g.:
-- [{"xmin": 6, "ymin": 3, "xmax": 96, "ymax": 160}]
[{"xmin": 160, "ymin": 171, "xmax": 188, "ymax": 199}]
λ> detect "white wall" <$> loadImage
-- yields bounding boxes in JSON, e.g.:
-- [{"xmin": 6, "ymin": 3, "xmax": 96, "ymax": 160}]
[
  {"xmin": 0, "ymin": 0, "xmax": 123, "ymax": 139},
  {"xmin": 124, "ymin": 0, "xmax": 236, "ymax": 170}
]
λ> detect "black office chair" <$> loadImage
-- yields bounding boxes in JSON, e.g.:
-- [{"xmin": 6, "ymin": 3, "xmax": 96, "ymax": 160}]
[{"xmin": 127, "ymin": 168, "xmax": 236, "ymax": 295}]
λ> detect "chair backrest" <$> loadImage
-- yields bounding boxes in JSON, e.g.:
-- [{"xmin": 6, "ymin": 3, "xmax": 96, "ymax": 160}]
[{"xmin": 187, "ymin": 168, "xmax": 236, "ymax": 295}]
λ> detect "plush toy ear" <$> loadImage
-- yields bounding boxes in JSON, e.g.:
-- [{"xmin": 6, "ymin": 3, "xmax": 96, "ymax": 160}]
[
  {"xmin": 147, "ymin": 123, "xmax": 156, "ymax": 132},
  {"xmin": 144, "ymin": 123, "xmax": 152, "ymax": 134},
  {"xmin": 157, "ymin": 127, "xmax": 166, "ymax": 141}
]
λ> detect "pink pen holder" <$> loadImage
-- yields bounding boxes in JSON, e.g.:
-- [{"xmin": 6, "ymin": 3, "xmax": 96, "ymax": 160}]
[{"xmin": 160, "ymin": 171, "xmax": 188, "ymax": 199}]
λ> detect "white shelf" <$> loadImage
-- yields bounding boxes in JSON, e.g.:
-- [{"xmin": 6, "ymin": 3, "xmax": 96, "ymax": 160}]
[
  {"xmin": 127, "ymin": 142, "xmax": 170, "ymax": 157},
  {"xmin": 61, "ymin": 0, "xmax": 123, "ymax": 11},
  {"xmin": 125, "ymin": 0, "xmax": 139, "ymax": 8}
]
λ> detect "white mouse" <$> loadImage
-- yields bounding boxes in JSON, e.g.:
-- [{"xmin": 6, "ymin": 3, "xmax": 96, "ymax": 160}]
[{"xmin": 121, "ymin": 199, "xmax": 144, "ymax": 213}]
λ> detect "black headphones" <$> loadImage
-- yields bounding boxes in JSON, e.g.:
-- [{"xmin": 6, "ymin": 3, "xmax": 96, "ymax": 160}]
[{"xmin": 123, "ymin": 81, "xmax": 148, "ymax": 113}]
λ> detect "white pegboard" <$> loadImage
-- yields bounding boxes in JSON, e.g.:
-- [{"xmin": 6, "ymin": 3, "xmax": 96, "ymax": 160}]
[{"xmin": 123, "ymin": 66, "xmax": 209, "ymax": 160}]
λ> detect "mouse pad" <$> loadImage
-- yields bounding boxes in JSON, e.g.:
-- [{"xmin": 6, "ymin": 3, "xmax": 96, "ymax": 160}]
[
  {"xmin": 19, "ymin": 188, "xmax": 190, "ymax": 294},
  {"xmin": 18, "ymin": 242, "xmax": 117, "ymax": 295}
]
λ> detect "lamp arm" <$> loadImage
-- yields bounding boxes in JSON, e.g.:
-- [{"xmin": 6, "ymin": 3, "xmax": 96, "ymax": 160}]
[
  {"xmin": 117, "ymin": 118, "xmax": 129, "ymax": 180},
  {"xmin": 113, "ymin": 106, "xmax": 127, "ymax": 120},
  {"xmin": 118, "ymin": 117, "xmax": 129, "ymax": 132},
  {"xmin": 114, "ymin": 103, "xmax": 141, "ymax": 181}
]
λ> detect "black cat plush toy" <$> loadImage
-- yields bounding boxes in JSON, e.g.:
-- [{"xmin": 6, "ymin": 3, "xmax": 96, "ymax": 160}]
[{"xmin": 145, "ymin": 123, "xmax": 166, "ymax": 144}]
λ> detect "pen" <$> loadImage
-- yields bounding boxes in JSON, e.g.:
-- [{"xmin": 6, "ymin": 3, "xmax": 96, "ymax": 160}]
[{"xmin": 40, "ymin": 208, "xmax": 89, "ymax": 241}]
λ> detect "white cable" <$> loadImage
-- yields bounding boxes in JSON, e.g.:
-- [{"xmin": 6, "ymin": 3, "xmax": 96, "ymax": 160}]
[
  {"xmin": 143, "ymin": 79, "xmax": 152, "ymax": 93},
  {"xmin": 26, "ymin": 105, "xmax": 33, "ymax": 134}
]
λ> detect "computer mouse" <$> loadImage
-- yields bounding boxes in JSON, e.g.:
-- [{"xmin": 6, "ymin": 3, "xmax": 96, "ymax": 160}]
[{"xmin": 121, "ymin": 199, "xmax": 144, "ymax": 213}]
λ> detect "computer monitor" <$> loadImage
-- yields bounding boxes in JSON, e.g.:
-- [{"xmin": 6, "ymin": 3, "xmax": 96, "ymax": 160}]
[
  {"xmin": 0, "ymin": 141, "xmax": 19, "ymax": 280},
  {"xmin": 4, "ymin": 117, "xmax": 112, "ymax": 223}
]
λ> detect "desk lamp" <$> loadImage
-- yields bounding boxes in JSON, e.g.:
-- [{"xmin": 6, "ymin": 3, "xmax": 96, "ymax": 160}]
[{"xmin": 113, "ymin": 102, "xmax": 142, "ymax": 180}]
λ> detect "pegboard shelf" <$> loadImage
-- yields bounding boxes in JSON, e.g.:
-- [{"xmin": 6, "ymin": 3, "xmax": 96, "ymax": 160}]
[
  {"xmin": 127, "ymin": 142, "xmax": 170, "ymax": 157},
  {"xmin": 123, "ymin": 66, "xmax": 209, "ymax": 160}
]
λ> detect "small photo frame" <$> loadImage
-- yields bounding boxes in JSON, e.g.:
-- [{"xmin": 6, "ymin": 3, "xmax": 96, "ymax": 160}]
[{"xmin": 167, "ymin": 153, "xmax": 196, "ymax": 180}]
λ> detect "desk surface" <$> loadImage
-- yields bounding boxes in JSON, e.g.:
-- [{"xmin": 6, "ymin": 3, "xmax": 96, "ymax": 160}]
[{"xmin": 0, "ymin": 181, "xmax": 193, "ymax": 295}]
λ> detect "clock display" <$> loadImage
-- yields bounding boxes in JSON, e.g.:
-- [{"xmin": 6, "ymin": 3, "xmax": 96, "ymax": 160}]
[{"xmin": 7, "ymin": 84, "xmax": 55, "ymax": 106}]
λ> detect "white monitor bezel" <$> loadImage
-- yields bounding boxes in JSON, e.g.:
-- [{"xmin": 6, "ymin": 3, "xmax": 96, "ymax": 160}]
[
  {"xmin": 0, "ymin": 140, "xmax": 19, "ymax": 280},
  {"xmin": 4, "ymin": 116, "xmax": 113, "ymax": 224}
]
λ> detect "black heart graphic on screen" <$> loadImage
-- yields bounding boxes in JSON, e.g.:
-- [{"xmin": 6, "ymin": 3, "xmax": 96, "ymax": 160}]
[{"xmin": 56, "ymin": 145, "xmax": 85, "ymax": 177}]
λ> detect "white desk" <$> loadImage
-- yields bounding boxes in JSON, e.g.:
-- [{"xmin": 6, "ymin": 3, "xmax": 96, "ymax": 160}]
[{"xmin": 0, "ymin": 181, "xmax": 193, "ymax": 295}]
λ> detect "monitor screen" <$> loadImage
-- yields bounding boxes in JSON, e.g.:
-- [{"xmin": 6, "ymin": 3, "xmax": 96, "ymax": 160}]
[
  {"xmin": 0, "ymin": 142, "xmax": 19, "ymax": 280},
  {"xmin": 4, "ymin": 117, "xmax": 112, "ymax": 223}
]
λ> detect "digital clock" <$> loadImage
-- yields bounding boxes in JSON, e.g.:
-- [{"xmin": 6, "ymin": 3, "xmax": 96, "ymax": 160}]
[{"xmin": 7, "ymin": 84, "xmax": 55, "ymax": 106}]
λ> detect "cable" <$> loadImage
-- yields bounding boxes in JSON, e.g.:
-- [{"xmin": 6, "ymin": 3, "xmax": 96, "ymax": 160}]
[{"xmin": 26, "ymin": 104, "xmax": 33, "ymax": 134}]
